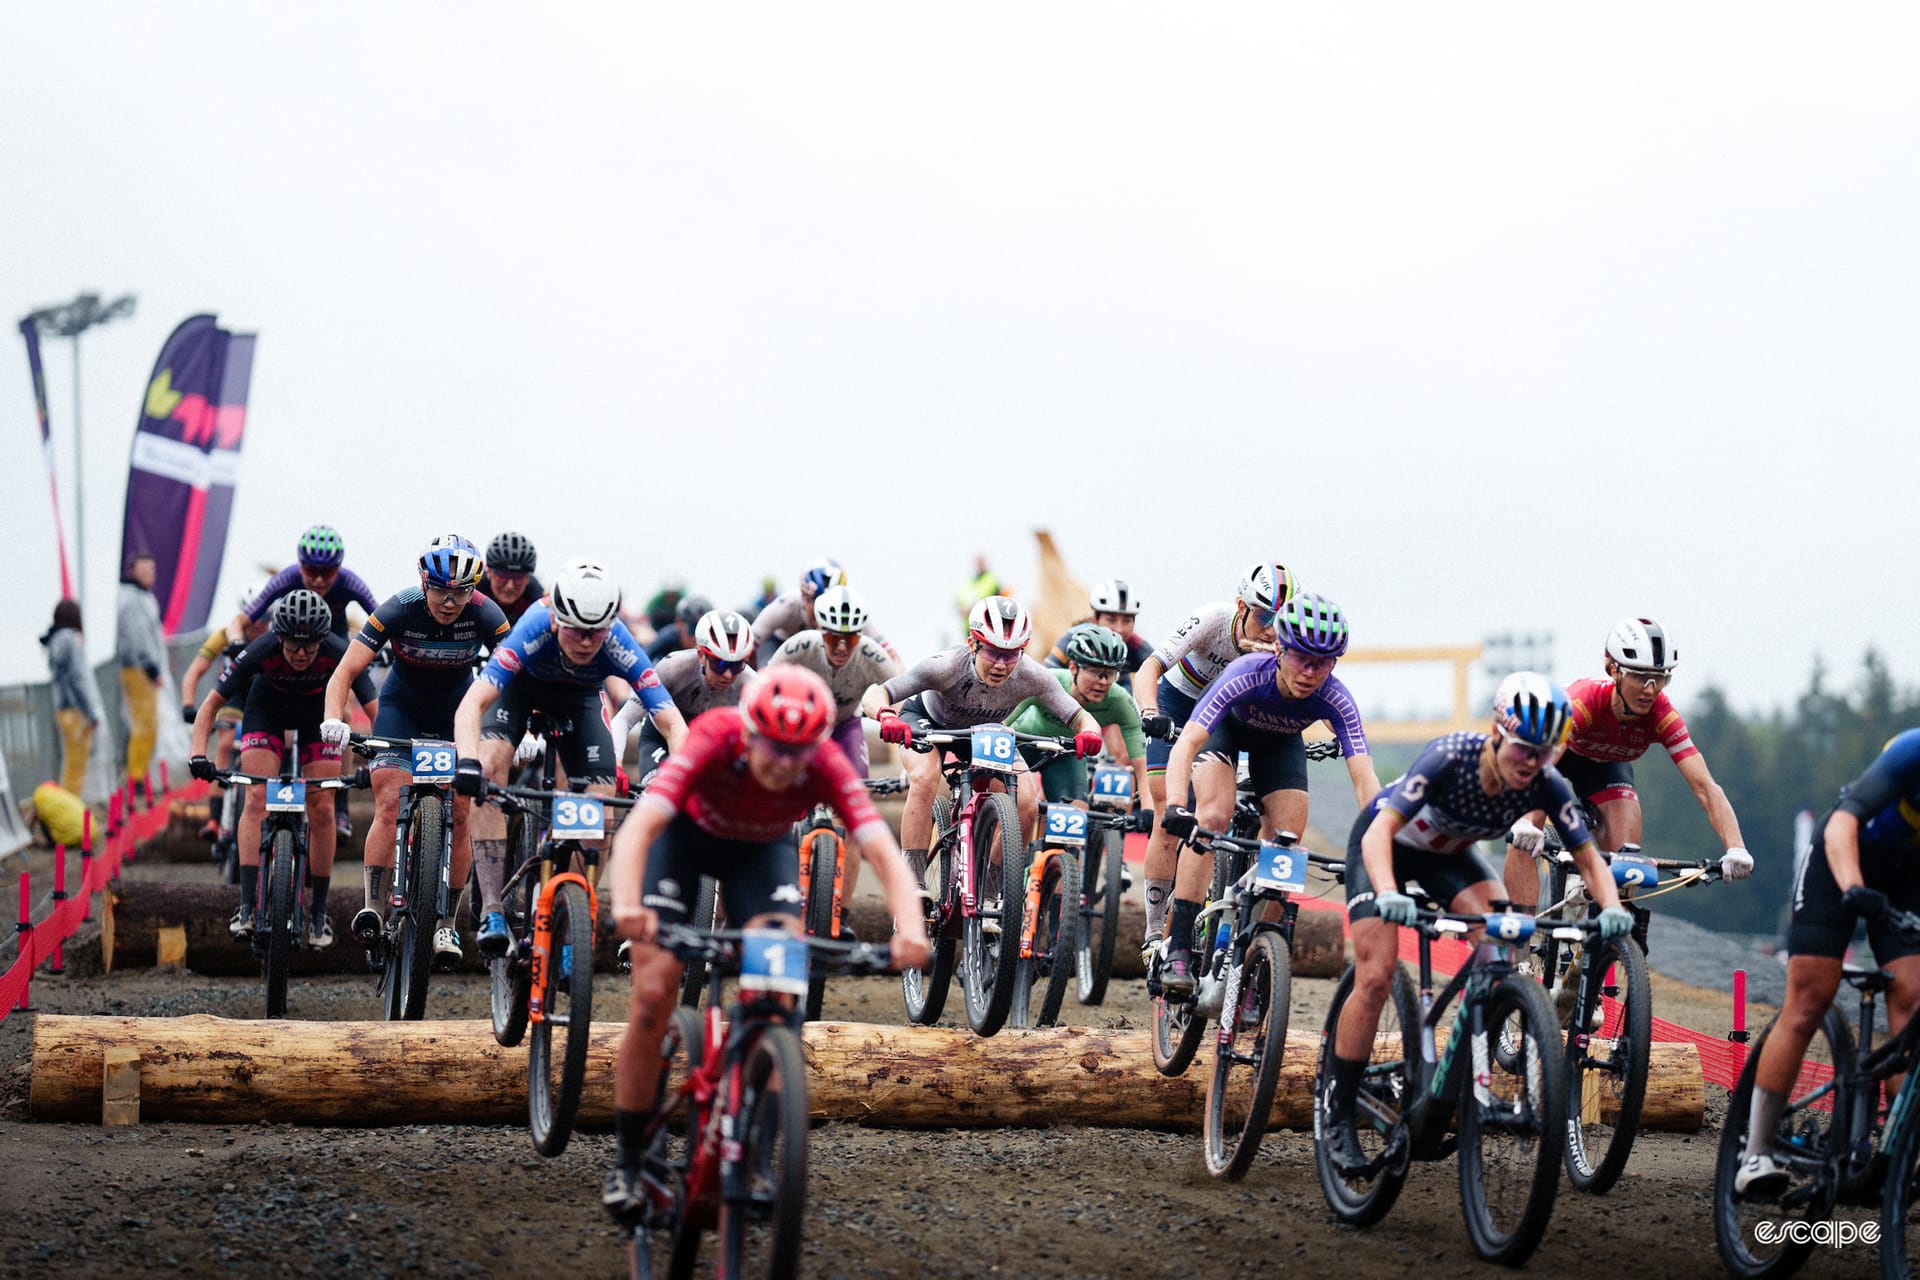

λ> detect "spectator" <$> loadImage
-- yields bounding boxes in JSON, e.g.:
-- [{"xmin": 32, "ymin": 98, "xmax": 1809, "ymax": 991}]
[
  {"xmin": 41, "ymin": 598, "xmax": 104, "ymax": 796},
  {"xmin": 116, "ymin": 552, "xmax": 165, "ymax": 791}
]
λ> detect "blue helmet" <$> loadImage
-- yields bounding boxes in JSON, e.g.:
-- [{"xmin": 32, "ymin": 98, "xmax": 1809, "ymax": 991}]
[
  {"xmin": 419, "ymin": 534, "xmax": 484, "ymax": 590},
  {"xmin": 1492, "ymin": 672, "xmax": 1573, "ymax": 749},
  {"xmin": 296, "ymin": 524, "xmax": 344, "ymax": 569}
]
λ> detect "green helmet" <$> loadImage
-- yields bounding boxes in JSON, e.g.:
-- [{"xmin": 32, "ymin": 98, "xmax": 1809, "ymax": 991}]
[
  {"xmin": 296, "ymin": 524, "xmax": 344, "ymax": 568},
  {"xmin": 1065, "ymin": 624, "xmax": 1128, "ymax": 670}
]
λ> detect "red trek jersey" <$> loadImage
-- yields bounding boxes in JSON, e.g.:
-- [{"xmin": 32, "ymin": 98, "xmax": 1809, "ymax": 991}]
[
  {"xmin": 640, "ymin": 708, "xmax": 886, "ymax": 843},
  {"xmin": 1565, "ymin": 677, "xmax": 1699, "ymax": 765}
]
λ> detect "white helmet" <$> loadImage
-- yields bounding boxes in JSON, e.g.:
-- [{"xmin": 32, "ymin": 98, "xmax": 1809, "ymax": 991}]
[
  {"xmin": 693, "ymin": 609, "xmax": 755, "ymax": 663},
  {"xmin": 549, "ymin": 558, "xmax": 621, "ymax": 630},
  {"xmin": 1605, "ymin": 617, "xmax": 1678, "ymax": 673},
  {"xmin": 1236, "ymin": 562, "xmax": 1297, "ymax": 617},
  {"xmin": 1088, "ymin": 578, "xmax": 1141, "ymax": 617},
  {"xmin": 813, "ymin": 584, "xmax": 869, "ymax": 635},
  {"xmin": 968, "ymin": 595, "xmax": 1032, "ymax": 650}
]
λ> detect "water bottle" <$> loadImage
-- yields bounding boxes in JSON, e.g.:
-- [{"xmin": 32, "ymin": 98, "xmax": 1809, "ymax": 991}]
[{"xmin": 1211, "ymin": 921, "xmax": 1231, "ymax": 974}]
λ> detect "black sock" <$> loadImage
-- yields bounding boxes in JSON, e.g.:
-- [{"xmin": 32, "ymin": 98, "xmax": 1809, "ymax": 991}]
[
  {"xmin": 614, "ymin": 1108, "xmax": 649, "ymax": 1167},
  {"xmin": 307, "ymin": 874, "xmax": 330, "ymax": 917},
  {"xmin": 1329, "ymin": 1053, "xmax": 1366, "ymax": 1118},
  {"xmin": 1168, "ymin": 897, "xmax": 1200, "ymax": 951},
  {"xmin": 241, "ymin": 871, "xmax": 258, "ymax": 913}
]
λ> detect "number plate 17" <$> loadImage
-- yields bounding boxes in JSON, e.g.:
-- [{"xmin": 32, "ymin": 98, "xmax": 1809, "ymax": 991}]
[
  {"xmin": 411, "ymin": 739, "xmax": 456, "ymax": 784},
  {"xmin": 265, "ymin": 780, "xmax": 307, "ymax": 813},
  {"xmin": 970, "ymin": 725, "xmax": 1019, "ymax": 773},
  {"xmin": 1252, "ymin": 843, "xmax": 1307, "ymax": 894},
  {"xmin": 1090, "ymin": 765, "xmax": 1133, "ymax": 809},
  {"xmin": 740, "ymin": 928, "xmax": 809, "ymax": 996},
  {"xmin": 551, "ymin": 796, "xmax": 605, "ymax": 841}
]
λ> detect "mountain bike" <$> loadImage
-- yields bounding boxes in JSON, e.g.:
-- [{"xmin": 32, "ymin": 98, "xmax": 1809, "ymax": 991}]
[
  {"xmin": 1712, "ymin": 901, "xmax": 1920, "ymax": 1280},
  {"xmin": 795, "ymin": 774, "xmax": 907, "ymax": 1021},
  {"xmin": 1312, "ymin": 899, "xmax": 1604, "ymax": 1265},
  {"xmin": 1074, "ymin": 760, "xmax": 1141, "ymax": 1007},
  {"xmin": 624, "ymin": 923, "xmax": 892, "ymax": 1280},
  {"xmin": 1011, "ymin": 755, "xmax": 1084, "ymax": 1028},
  {"xmin": 349, "ymin": 734, "xmax": 462, "ymax": 1022}
]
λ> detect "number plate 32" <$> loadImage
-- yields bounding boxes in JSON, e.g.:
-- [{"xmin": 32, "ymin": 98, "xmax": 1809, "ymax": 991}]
[
  {"xmin": 265, "ymin": 780, "xmax": 307, "ymax": 813},
  {"xmin": 1044, "ymin": 805, "xmax": 1089, "ymax": 847},
  {"xmin": 970, "ymin": 725, "xmax": 1019, "ymax": 773},
  {"xmin": 551, "ymin": 796, "xmax": 605, "ymax": 840},
  {"xmin": 411, "ymin": 739, "xmax": 456, "ymax": 784},
  {"xmin": 740, "ymin": 928, "xmax": 809, "ymax": 996}
]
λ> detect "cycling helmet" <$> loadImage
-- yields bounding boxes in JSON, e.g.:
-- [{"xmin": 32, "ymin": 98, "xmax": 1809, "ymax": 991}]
[
  {"xmin": 548, "ymin": 558, "xmax": 621, "ymax": 630},
  {"xmin": 485, "ymin": 531, "xmax": 537, "ymax": 573},
  {"xmin": 741, "ymin": 667, "xmax": 834, "ymax": 746},
  {"xmin": 1065, "ymin": 624, "xmax": 1129, "ymax": 669},
  {"xmin": 800, "ymin": 558, "xmax": 847, "ymax": 599},
  {"xmin": 1492, "ymin": 672, "xmax": 1573, "ymax": 750},
  {"xmin": 1236, "ymin": 562, "xmax": 1296, "ymax": 618},
  {"xmin": 1605, "ymin": 617, "xmax": 1677, "ymax": 673},
  {"xmin": 1088, "ymin": 579, "xmax": 1141, "ymax": 617},
  {"xmin": 675, "ymin": 593, "xmax": 714, "ymax": 632},
  {"xmin": 694, "ymin": 609, "xmax": 755, "ymax": 663},
  {"xmin": 812, "ymin": 584, "xmax": 869, "ymax": 635},
  {"xmin": 271, "ymin": 589, "xmax": 333, "ymax": 640},
  {"xmin": 967, "ymin": 596, "xmax": 1033, "ymax": 650},
  {"xmin": 419, "ymin": 534, "xmax": 484, "ymax": 590},
  {"xmin": 296, "ymin": 524, "xmax": 344, "ymax": 569},
  {"xmin": 1275, "ymin": 592, "xmax": 1350, "ymax": 657}
]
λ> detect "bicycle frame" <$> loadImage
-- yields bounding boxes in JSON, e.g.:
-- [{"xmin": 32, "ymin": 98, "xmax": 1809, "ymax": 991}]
[{"xmin": 796, "ymin": 807, "xmax": 848, "ymax": 943}]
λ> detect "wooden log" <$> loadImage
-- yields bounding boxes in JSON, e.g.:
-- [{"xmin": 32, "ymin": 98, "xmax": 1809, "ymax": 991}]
[{"xmin": 29, "ymin": 1015, "xmax": 1703, "ymax": 1132}]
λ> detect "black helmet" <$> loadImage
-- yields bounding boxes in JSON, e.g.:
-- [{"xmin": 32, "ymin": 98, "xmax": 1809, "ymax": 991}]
[
  {"xmin": 675, "ymin": 593, "xmax": 714, "ymax": 632},
  {"xmin": 272, "ymin": 589, "xmax": 333, "ymax": 640},
  {"xmin": 485, "ymin": 531, "xmax": 537, "ymax": 573}
]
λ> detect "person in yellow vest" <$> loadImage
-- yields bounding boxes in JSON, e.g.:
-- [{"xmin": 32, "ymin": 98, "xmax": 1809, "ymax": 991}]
[
  {"xmin": 41, "ymin": 598, "xmax": 104, "ymax": 796},
  {"xmin": 955, "ymin": 554, "xmax": 1002, "ymax": 627},
  {"xmin": 116, "ymin": 553, "xmax": 165, "ymax": 794}
]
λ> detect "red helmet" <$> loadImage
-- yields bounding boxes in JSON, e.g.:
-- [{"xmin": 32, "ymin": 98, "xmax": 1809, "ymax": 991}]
[{"xmin": 741, "ymin": 667, "xmax": 834, "ymax": 747}]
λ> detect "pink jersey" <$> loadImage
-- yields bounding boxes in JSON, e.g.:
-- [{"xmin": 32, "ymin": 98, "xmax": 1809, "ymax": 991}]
[
  {"xmin": 1565, "ymin": 677, "xmax": 1699, "ymax": 765},
  {"xmin": 640, "ymin": 707, "xmax": 887, "ymax": 843}
]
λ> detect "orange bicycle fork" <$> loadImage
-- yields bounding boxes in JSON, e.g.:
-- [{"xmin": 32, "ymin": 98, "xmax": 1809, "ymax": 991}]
[
  {"xmin": 796, "ymin": 824, "xmax": 848, "ymax": 941},
  {"xmin": 528, "ymin": 868, "xmax": 599, "ymax": 1025},
  {"xmin": 1019, "ymin": 846, "xmax": 1068, "ymax": 960}
]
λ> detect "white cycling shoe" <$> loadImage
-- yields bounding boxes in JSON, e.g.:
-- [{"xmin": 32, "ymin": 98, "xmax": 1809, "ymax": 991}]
[
  {"xmin": 433, "ymin": 927, "xmax": 463, "ymax": 970},
  {"xmin": 1734, "ymin": 1152, "xmax": 1789, "ymax": 1198}
]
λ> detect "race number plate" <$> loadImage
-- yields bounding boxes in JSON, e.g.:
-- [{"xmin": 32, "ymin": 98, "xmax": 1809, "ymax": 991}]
[
  {"xmin": 739, "ymin": 928, "xmax": 809, "ymax": 996},
  {"xmin": 264, "ymin": 780, "xmax": 307, "ymax": 813},
  {"xmin": 410, "ymin": 739, "xmax": 457, "ymax": 784},
  {"xmin": 1090, "ymin": 764, "xmax": 1133, "ymax": 810},
  {"xmin": 551, "ymin": 796, "xmax": 606, "ymax": 841},
  {"xmin": 1252, "ymin": 842, "xmax": 1308, "ymax": 894},
  {"xmin": 1044, "ymin": 805, "xmax": 1089, "ymax": 847},
  {"xmin": 1610, "ymin": 854, "xmax": 1658, "ymax": 890},
  {"xmin": 1484, "ymin": 912, "xmax": 1536, "ymax": 944},
  {"xmin": 970, "ymin": 725, "xmax": 1019, "ymax": 773}
]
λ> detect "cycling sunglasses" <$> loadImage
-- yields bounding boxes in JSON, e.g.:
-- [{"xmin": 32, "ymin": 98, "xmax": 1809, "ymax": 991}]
[
  {"xmin": 704, "ymin": 656, "xmax": 748, "ymax": 675},
  {"xmin": 980, "ymin": 643, "xmax": 1024, "ymax": 664}
]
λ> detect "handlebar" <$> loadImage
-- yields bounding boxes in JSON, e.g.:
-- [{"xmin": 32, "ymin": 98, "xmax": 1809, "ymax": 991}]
[
  {"xmin": 1187, "ymin": 825, "xmax": 1344, "ymax": 870},
  {"xmin": 863, "ymin": 776, "xmax": 909, "ymax": 796},
  {"xmin": 899, "ymin": 727, "xmax": 1079, "ymax": 756},
  {"xmin": 214, "ymin": 767, "xmax": 368, "ymax": 791},
  {"xmin": 651, "ymin": 922, "xmax": 895, "ymax": 976},
  {"xmin": 1413, "ymin": 906, "xmax": 1604, "ymax": 943},
  {"xmin": 482, "ymin": 781, "xmax": 639, "ymax": 813}
]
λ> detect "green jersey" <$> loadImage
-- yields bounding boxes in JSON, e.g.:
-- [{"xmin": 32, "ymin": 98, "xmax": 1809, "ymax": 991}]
[{"xmin": 1008, "ymin": 669, "xmax": 1145, "ymax": 760}]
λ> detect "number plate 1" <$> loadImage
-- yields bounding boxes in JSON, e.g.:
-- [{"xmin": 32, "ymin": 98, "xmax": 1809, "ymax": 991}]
[
  {"xmin": 739, "ymin": 928, "xmax": 809, "ymax": 996},
  {"xmin": 551, "ymin": 796, "xmax": 606, "ymax": 840},
  {"xmin": 1252, "ymin": 843, "xmax": 1307, "ymax": 894},
  {"xmin": 1485, "ymin": 912, "xmax": 1536, "ymax": 944},
  {"xmin": 265, "ymin": 780, "xmax": 307, "ymax": 813},
  {"xmin": 410, "ymin": 739, "xmax": 456, "ymax": 784},
  {"xmin": 1044, "ymin": 805, "xmax": 1088, "ymax": 847},
  {"xmin": 970, "ymin": 725, "xmax": 1019, "ymax": 773},
  {"xmin": 1610, "ymin": 855, "xmax": 1658, "ymax": 889},
  {"xmin": 1090, "ymin": 764, "xmax": 1133, "ymax": 809}
]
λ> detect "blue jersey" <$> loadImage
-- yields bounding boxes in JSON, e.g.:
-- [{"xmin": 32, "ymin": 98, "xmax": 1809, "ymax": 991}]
[
  {"xmin": 1836, "ymin": 728, "xmax": 1920, "ymax": 856},
  {"xmin": 1370, "ymin": 731, "xmax": 1591, "ymax": 855},
  {"xmin": 479, "ymin": 601, "xmax": 675, "ymax": 714},
  {"xmin": 1189, "ymin": 654, "xmax": 1370, "ymax": 756},
  {"xmin": 357, "ymin": 587, "xmax": 510, "ymax": 696}
]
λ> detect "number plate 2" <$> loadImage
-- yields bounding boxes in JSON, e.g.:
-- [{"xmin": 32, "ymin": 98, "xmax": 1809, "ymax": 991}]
[
  {"xmin": 551, "ymin": 796, "xmax": 606, "ymax": 840},
  {"xmin": 265, "ymin": 780, "xmax": 307, "ymax": 813},
  {"xmin": 1610, "ymin": 855, "xmax": 1658, "ymax": 889},
  {"xmin": 410, "ymin": 739, "xmax": 456, "ymax": 784},
  {"xmin": 970, "ymin": 725, "xmax": 1019, "ymax": 773},
  {"xmin": 739, "ymin": 928, "xmax": 809, "ymax": 996},
  {"xmin": 1044, "ymin": 805, "xmax": 1088, "ymax": 847},
  {"xmin": 1090, "ymin": 764, "xmax": 1133, "ymax": 809},
  {"xmin": 1252, "ymin": 842, "xmax": 1307, "ymax": 894}
]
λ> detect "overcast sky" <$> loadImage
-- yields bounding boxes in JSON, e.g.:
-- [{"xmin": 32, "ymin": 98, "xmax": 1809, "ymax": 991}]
[{"xmin": 3, "ymin": 4, "xmax": 1915, "ymax": 717}]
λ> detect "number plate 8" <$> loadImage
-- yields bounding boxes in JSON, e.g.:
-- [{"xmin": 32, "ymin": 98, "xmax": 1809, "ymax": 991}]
[
  {"xmin": 1485, "ymin": 912, "xmax": 1536, "ymax": 943},
  {"xmin": 740, "ymin": 928, "xmax": 809, "ymax": 996},
  {"xmin": 411, "ymin": 739, "xmax": 456, "ymax": 784},
  {"xmin": 970, "ymin": 725, "xmax": 1018, "ymax": 773},
  {"xmin": 551, "ymin": 796, "xmax": 605, "ymax": 840}
]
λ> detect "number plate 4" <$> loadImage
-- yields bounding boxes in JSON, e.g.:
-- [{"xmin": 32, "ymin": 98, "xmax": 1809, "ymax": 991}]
[{"xmin": 264, "ymin": 780, "xmax": 307, "ymax": 813}]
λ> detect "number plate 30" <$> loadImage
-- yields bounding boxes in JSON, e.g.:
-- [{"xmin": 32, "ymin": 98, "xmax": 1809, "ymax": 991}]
[{"xmin": 551, "ymin": 796, "xmax": 605, "ymax": 840}]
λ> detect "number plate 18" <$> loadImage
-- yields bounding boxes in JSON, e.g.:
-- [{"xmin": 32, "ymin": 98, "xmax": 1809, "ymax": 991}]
[
  {"xmin": 551, "ymin": 796, "xmax": 606, "ymax": 841},
  {"xmin": 411, "ymin": 739, "xmax": 456, "ymax": 784},
  {"xmin": 970, "ymin": 725, "xmax": 1019, "ymax": 773},
  {"xmin": 1252, "ymin": 843, "xmax": 1307, "ymax": 894},
  {"xmin": 1090, "ymin": 765, "xmax": 1133, "ymax": 809},
  {"xmin": 1044, "ymin": 805, "xmax": 1089, "ymax": 847},
  {"xmin": 739, "ymin": 928, "xmax": 809, "ymax": 996},
  {"xmin": 265, "ymin": 780, "xmax": 307, "ymax": 813}
]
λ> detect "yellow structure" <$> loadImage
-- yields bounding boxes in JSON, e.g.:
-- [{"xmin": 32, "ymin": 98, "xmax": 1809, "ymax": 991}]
[{"xmin": 1306, "ymin": 644, "xmax": 1484, "ymax": 745}]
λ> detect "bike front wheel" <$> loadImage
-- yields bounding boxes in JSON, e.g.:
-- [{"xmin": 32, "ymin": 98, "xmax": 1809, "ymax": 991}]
[
  {"xmin": 1456, "ymin": 973, "xmax": 1567, "ymax": 1266},
  {"xmin": 678, "ymin": 876, "xmax": 720, "ymax": 1008},
  {"xmin": 529, "ymin": 878, "xmax": 595, "ymax": 1156},
  {"xmin": 1014, "ymin": 848, "xmax": 1078, "ymax": 1028},
  {"xmin": 717, "ymin": 1026, "xmax": 809, "ymax": 1280},
  {"xmin": 1075, "ymin": 825, "xmax": 1123, "ymax": 1006},
  {"xmin": 1150, "ymin": 896, "xmax": 1211, "ymax": 1077},
  {"xmin": 490, "ymin": 812, "xmax": 538, "ymax": 1047},
  {"xmin": 960, "ymin": 791, "xmax": 1028, "ymax": 1037},
  {"xmin": 802, "ymin": 830, "xmax": 839, "ymax": 1022},
  {"xmin": 389, "ymin": 793, "xmax": 445, "ymax": 1021},
  {"xmin": 1563, "ymin": 932, "xmax": 1652, "ymax": 1193},
  {"xmin": 1204, "ymin": 930, "xmax": 1292, "ymax": 1180},
  {"xmin": 263, "ymin": 828, "xmax": 296, "ymax": 1017},
  {"xmin": 1313, "ymin": 961, "xmax": 1418, "ymax": 1227}
]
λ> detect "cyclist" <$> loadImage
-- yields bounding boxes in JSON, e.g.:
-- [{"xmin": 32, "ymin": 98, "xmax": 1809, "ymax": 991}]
[
  {"xmin": 1156, "ymin": 593, "xmax": 1381, "ymax": 993},
  {"xmin": 609, "ymin": 608, "xmax": 756, "ymax": 788},
  {"xmin": 752, "ymin": 557, "xmax": 896, "ymax": 665},
  {"xmin": 187, "ymin": 590, "xmax": 379, "ymax": 944},
  {"xmin": 1043, "ymin": 579, "xmax": 1154, "ymax": 691},
  {"xmin": 478, "ymin": 531, "xmax": 542, "ymax": 626},
  {"xmin": 1733, "ymin": 729, "xmax": 1920, "ymax": 1195},
  {"xmin": 224, "ymin": 524, "xmax": 379, "ymax": 646},
  {"xmin": 1134, "ymin": 563, "xmax": 1296, "ymax": 949},
  {"xmin": 319, "ymin": 536, "xmax": 509, "ymax": 965},
  {"xmin": 1010, "ymin": 624, "xmax": 1150, "ymax": 810},
  {"xmin": 453, "ymin": 559, "xmax": 689, "ymax": 958},
  {"xmin": 766, "ymin": 584, "xmax": 901, "ymax": 779},
  {"xmin": 181, "ymin": 580, "xmax": 270, "ymax": 836},
  {"xmin": 1503, "ymin": 617, "xmax": 1753, "ymax": 915},
  {"xmin": 859, "ymin": 596, "xmax": 1104, "ymax": 885},
  {"xmin": 601, "ymin": 667, "xmax": 932, "ymax": 1217},
  {"xmin": 1319, "ymin": 673, "xmax": 1632, "ymax": 1171},
  {"xmin": 644, "ymin": 593, "xmax": 711, "ymax": 660}
]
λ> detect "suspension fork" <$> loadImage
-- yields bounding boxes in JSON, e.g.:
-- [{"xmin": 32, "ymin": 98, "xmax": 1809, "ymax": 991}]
[
  {"xmin": 1020, "ymin": 845, "xmax": 1065, "ymax": 959},
  {"xmin": 528, "ymin": 852, "xmax": 598, "ymax": 1024}
]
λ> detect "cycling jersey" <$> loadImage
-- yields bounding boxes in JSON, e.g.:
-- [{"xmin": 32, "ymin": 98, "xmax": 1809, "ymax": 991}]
[
  {"xmin": 357, "ymin": 587, "xmax": 510, "ymax": 695},
  {"xmin": 1188, "ymin": 654, "xmax": 1370, "ymax": 756},
  {"xmin": 1007, "ymin": 669, "xmax": 1147, "ymax": 760},
  {"xmin": 244, "ymin": 565, "xmax": 380, "ymax": 640},
  {"xmin": 882, "ymin": 646, "xmax": 1083, "ymax": 730},
  {"xmin": 1370, "ymin": 731, "xmax": 1592, "ymax": 855},
  {"xmin": 1789, "ymin": 729, "xmax": 1920, "ymax": 961},
  {"xmin": 478, "ymin": 601, "xmax": 674, "ymax": 715},
  {"xmin": 193, "ymin": 631, "xmax": 246, "ymax": 721},
  {"xmin": 751, "ymin": 591, "xmax": 890, "ymax": 662},
  {"xmin": 769, "ymin": 629, "xmax": 900, "ymax": 726},
  {"xmin": 1043, "ymin": 623, "xmax": 1155, "ymax": 674},
  {"xmin": 649, "ymin": 649, "xmax": 745, "ymax": 720},
  {"xmin": 216, "ymin": 632, "xmax": 374, "ymax": 710},
  {"xmin": 1151, "ymin": 604, "xmax": 1247, "ymax": 700},
  {"xmin": 476, "ymin": 570, "xmax": 543, "ymax": 626},
  {"xmin": 1564, "ymin": 677, "xmax": 1699, "ymax": 765},
  {"xmin": 1835, "ymin": 729, "xmax": 1920, "ymax": 854},
  {"xmin": 641, "ymin": 707, "xmax": 885, "ymax": 843}
]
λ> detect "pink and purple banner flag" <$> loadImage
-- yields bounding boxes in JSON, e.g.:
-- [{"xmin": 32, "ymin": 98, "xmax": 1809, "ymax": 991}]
[{"xmin": 18, "ymin": 317, "xmax": 74, "ymax": 599}]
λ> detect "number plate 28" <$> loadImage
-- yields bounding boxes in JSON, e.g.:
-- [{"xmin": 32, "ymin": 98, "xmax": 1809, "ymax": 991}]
[
  {"xmin": 970, "ymin": 725, "xmax": 1019, "ymax": 773},
  {"xmin": 410, "ymin": 739, "xmax": 456, "ymax": 785},
  {"xmin": 265, "ymin": 780, "xmax": 307, "ymax": 813},
  {"xmin": 740, "ymin": 928, "xmax": 809, "ymax": 996},
  {"xmin": 551, "ymin": 796, "xmax": 605, "ymax": 841}
]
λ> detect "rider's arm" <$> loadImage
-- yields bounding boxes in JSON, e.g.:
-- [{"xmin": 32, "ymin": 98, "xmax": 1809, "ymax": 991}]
[
  {"xmin": 859, "ymin": 683, "xmax": 901, "ymax": 720},
  {"xmin": 1822, "ymin": 810, "xmax": 1865, "ymax": 894},
  {"xmin": 1359, "ymin": 807, "xmax": 1407, "ymax": 895},
  {"xmin": 180, "ymin": 650, "xmax": 215, "ymax": 712},
  {"xmin": 1163, "ymin": 719, "xmax": 1209, "ymax": 815},
  {"xmin": 1133, "ymin": 654, "xmax": 1166, "ymax": 714},
  {"xmin": 325, "ymin": 636, "xmax": 379, "ymax": 724},
  {"xmin": 189, "ymin": 688, "xmax": 227, "ymax": 758},
  {"xmin": 1672, "ymin": 752, "xmax": 1747, "ymax": 853},
  {"xmin": 1565, "ymin": 838, "xmax": 1624, "ymax": 912},
  {"xmin": 1343, "ymin": 751, "xmax": 1382, "ymax": 810},
  {"xmin": 609, "ymin": 693, "xmax": 646, "ymax": 751},
  {"xmin": 652, "ymin": 704, "xmax": 690, "ymax": 754},
  {"xmin": 454, "ymin": 678, "xmax": 502, "ymax": 760},
  {"xmin": 1541, "ymin": 775, "xmax": 1623, "ymax": 912}
]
